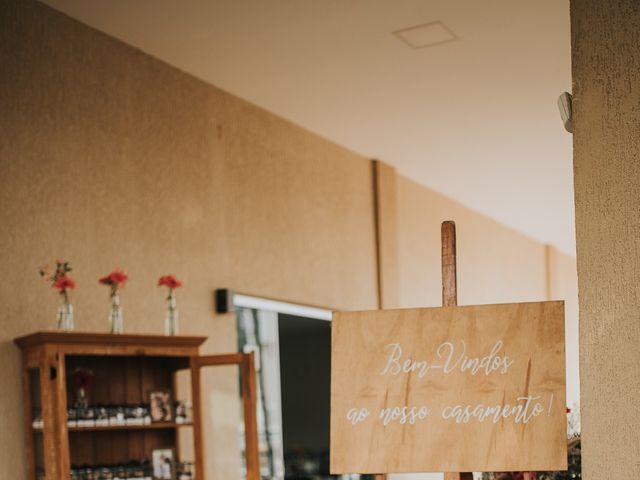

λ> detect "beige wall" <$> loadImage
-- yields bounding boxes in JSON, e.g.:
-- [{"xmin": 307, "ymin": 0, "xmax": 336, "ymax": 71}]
[
  {"xmin": 396, "ymin": 175, "xmax": 548, "ymax": 308},
  {"xmin": 0, "ymin": 1, "xmax": 378, "ymax": 478},
  {"xmin": 571, "ymin": 0, "xmax": 640, "ymax": 478},
  {"xmin": 0, "ymin": 1, "xmax": 580, "ymax": 479}
]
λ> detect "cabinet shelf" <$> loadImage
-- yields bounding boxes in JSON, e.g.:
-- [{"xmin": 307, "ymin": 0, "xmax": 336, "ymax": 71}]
[{"xmin": 34, "ymin": 422, "xmax": 194, "ymax": 432}]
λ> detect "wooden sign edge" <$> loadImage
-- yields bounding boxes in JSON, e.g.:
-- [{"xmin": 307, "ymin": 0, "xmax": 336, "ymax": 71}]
[
  {"xmin": 331, "ymin": 299, "xmax": 565, "ymax": 319},
  {"xmin": 329, "ymin": 299, "xmax": 568, "ymax": 474}
]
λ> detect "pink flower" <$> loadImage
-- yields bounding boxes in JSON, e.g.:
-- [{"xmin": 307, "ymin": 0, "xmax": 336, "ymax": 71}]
[
  {"xmin": 99, "ymin": 269, "xmax": 128, "ymax": 287},
  {"xmin": 39, "ymin": 264, "xmax": 52, "ymax": 280},
  {"xmin": 158, "ymin": 275, "xmax": 182, "ymax": 289},
  {"xmin": 40, "ymin": 260, "xmax": 74, "ymax": 293},
  {"xmin": 53, "ymin": 275, "xmax": 76, "ymax": 292}
]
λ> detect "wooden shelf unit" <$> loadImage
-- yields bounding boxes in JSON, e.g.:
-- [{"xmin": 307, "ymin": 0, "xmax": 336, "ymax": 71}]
[{"xmin": 14, "ymin": 331, "xmax": 260, "ymax": 480}]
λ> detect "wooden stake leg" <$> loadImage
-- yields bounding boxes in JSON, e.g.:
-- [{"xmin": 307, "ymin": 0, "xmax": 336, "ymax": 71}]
[
  {"xmin": 441, "ymin": 221, "xmax": 458, "ymax": 308},
  {"xmin": 441, "ymin": 222, "xmax": 474, "ymax": 480}
]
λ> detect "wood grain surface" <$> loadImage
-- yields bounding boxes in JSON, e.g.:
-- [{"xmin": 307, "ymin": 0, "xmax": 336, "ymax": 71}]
[{"xmin": 330, "ymin": 301, "xmax": 566, "ymax": 474}]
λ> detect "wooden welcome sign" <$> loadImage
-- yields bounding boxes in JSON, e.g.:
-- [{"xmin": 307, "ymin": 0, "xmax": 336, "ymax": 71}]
[{"xmin": 330, "ymin": 301, "xmax": 567, "ymax": 474}]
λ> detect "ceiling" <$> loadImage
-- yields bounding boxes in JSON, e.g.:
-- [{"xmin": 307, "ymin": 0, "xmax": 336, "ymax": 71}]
[{"xmin": 41, "ymin": 0, "xmax": 575, "ymax": 256}]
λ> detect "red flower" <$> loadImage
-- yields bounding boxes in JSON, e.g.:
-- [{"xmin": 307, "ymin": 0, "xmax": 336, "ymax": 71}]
[
  {"xmin": 158, "ymin": 275, "xmax": 182, "ymax": 289},
  {"xmin": 74, "ymin": 369, "xmax": 93, "ymax": 389},
  {"xmin": 99, "ymin": 269, "xmax": 128, "ymax": 286},
  {"xmin": 53, "ymin": 275, "xmax": 76, "ymax": 292},
  {"xmin": 40, "ymin": 260, "xmax": 74, "ymax": 297}
]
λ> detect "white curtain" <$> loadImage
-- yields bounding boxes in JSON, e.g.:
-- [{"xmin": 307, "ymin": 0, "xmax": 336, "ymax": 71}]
[{"xmin": 237, "ymin": 307, "xmax": 285, "ymax": 479}]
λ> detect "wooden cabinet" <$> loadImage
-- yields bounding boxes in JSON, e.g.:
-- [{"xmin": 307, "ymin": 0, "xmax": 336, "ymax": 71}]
[{"xmin": 14, "ymin": 332, "xmax": 260, "ymax": 480}]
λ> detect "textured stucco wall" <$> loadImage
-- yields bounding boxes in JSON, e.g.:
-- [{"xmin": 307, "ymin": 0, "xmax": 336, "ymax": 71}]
[
  {"xmin": 396, "ymin": 175, "xmax": 548, "ymax": 309},
  {"xmin": 0, "ymin": 1, "xmax": 378, "ymax": 478},
  {"xmin": 571, "ymin": 0, "xmax": 640, "ymax": 478}
]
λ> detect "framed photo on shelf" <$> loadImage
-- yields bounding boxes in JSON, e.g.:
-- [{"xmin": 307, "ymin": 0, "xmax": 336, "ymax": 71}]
[
  {"xmin": 149, "ymin": 390, "xmax": 173, "ymax": 422},
  {"xmin": 152, "ymin": 448, "xmax": 175, "ymax": 480}
]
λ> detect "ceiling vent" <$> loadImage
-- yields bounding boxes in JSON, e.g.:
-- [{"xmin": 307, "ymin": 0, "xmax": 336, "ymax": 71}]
[{"xmin": 393, "ymin": 21, "xmax": 457, "ymax": 49}]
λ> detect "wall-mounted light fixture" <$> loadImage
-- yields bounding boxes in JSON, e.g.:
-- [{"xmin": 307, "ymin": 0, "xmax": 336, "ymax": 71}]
[{"xmin": 558, "ymin": 92, "xmax": 573, "ymax": 133}]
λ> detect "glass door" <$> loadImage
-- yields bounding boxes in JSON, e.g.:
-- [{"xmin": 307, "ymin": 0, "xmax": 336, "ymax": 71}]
[{"xmin": 191, "ymin": 352, "xmax": 260, "ymax": 480}]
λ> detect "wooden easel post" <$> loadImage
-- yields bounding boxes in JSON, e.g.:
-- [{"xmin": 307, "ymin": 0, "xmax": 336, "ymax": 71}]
[
  {"xmin": 441, "ymin": 221, "xmax": 458, "ymax": 309},
  {"xmin": 375, "ymin": 222, "xmax": 468, "ymax": 480},
  {"xmin": 442, "ymin": 221, "xmax": 537, "ymax": 480},
  {"xmin": 441, "ymin": 221, "xmax": 474, "ymax": 480}
]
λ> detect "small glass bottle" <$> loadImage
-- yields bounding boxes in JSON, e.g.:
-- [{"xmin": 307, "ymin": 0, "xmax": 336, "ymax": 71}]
[
  {"xmin": 57, "ymin": 297, "xmax": 74, "ymax": 331},
  {"xmin": 164, "ymin": 291, "xmax": 179, "ymax": 335},
  {"xmin": 109, "ymin": 293, "xmax": 123, "ymax": 334}
]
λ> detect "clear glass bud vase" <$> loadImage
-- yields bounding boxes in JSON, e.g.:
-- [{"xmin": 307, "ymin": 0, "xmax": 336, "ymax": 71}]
[
  {"xmin": 57, "ymin": 297, "xmax": 74, "ymax": 331},
  {"xmin": 76, "ymin": 386, "xmax": 88, "ymax": 410},
  {"xmin": 165, "ymin": 292, "xmax": 179, "ymax": 336},
  {"xmin": 109, "ymin": 293, "xmax": 123, "ymax": 334}
]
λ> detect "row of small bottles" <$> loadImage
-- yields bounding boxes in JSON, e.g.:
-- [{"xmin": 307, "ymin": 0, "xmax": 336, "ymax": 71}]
[
  {"xmin": 35, "ymin": 459, "xmax": 194, "ymax": 480},
  {"xmin": 31, "ymin": 402, "xmax": 192, "ymax": 429}
]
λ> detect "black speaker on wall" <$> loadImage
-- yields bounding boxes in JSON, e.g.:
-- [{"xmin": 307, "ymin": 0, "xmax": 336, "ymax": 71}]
[{"xmin": 215, "ymin": 288, "xmax": 235, "ymax": 314}]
